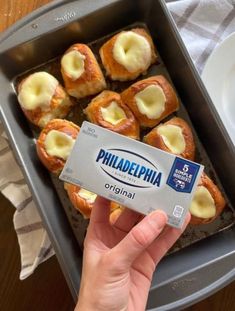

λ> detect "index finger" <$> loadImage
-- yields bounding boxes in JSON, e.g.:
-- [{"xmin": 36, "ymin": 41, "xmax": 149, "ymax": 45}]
[
  {"xmin": 147, "ymin": 212, "xmax": 191, "ymax": 265},
  {"xmin": 110, "ymin": 210, "xmax": 168, "ymax": 268},
  {"xmin": 89, "ymin": 196, "xmax": 111, "ymax": 225}
]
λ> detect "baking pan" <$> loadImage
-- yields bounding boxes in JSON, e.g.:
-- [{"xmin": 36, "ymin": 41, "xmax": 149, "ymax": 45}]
[
  {"xmin": 12, "ymin": 21, "xmax": 234, "ymax": 254},
  {"xmin": 1, "ymin": 0, "xmax": 235, "ymax": 310}
]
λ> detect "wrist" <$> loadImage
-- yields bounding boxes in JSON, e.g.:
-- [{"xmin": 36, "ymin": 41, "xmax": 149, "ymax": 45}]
[
  {"xmin": 75, "ymin": 287, "xmax": 102, "ymax": 311},
  {"xmin": 75, "ymin": 299, "xmax": 103, "ymax": 311}
]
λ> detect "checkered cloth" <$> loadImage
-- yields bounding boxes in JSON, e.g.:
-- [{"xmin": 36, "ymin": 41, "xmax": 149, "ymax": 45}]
[
  {"xmin": 0, "ymin": 128, "xmax": 54, "ymax": 280},
  {"xmin": 1, "ymin": 0, "xmax": 235, "ymax": 279},
  {"xmin": 168, "ymin": 0, "xmax": 235, "ymax": 73}
]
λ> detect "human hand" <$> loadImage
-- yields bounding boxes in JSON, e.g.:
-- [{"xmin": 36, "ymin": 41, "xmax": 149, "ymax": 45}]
[{"xmin": 75, "ymin": 197, "xmax": 190, "ymax": 311}]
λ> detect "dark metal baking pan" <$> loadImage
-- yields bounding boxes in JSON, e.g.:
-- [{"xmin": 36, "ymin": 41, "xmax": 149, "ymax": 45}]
[
  {"xmin": 1, "ymin": 0, "xmax": 235, "ymax": 310},
  {"xmin": 11, "ymin": 20, "xmax": 234, "ymax": 255}
]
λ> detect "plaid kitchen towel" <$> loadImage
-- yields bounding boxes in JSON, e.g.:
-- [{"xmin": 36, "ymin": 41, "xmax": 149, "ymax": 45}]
[
  {"xmin": 0, "ymin": 126, "xmax": 54, "ymax": 280},
  {"xmin": 1, "ymin": 0, "xmax": 235, "ymax": 279},
  {"xmin": 168, "ymin": 0, "xmax": 235, "ymax": 73}
]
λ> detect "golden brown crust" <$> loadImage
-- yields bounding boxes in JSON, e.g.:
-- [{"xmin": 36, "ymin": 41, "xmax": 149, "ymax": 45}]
[
  {"xmin": 18, "ymin": 75, "xmax": 73, "ymax": 128},
  {"xmin": 36, "ymin": 119, "xmax": 80, "ymax": 174},
  {"xmin": 64, "ymin": 182, "xmax": 124, "ymax": 221},
  {"xmin": 64, "ymin": 183, "xmax": 94, "ymax": 218},
  {"xmin": 190, "ymin": 172, "xmax": 226, "ymax": 225},
  {"xmin": 109, "ymin": 205, "xmax": 125, "ymax": 224},
  {"xmin": 144, "ymin": 117, "xmax": 195, "ymax": 160},
  {"xmin": 61, "ymin": 44, "xmax": 106, "ymax": 98},
  {"xmin": 121, "ymin": 75, "xmax": 179, "ymax": 127},
  {"xmin": 99, "ymin": 28, "xmax": 157, "ymax": 81},
  {"xmin": 84, "ymin": 90, "xmax": 140, "ymax": 139}
]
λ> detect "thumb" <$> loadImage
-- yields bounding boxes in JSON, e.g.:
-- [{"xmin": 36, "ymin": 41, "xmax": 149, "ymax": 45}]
[{"xmin": 111, "ymin": 210, "xmax": 167, "ymax": 267}]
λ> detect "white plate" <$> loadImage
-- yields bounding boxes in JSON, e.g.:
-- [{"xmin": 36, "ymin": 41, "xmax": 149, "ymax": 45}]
[{"xmin": 202, "ymin": 32, "xmax": 235, "ymax": 145}]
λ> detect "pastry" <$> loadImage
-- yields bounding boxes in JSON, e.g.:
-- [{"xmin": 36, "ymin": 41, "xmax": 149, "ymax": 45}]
[
  {"xmin": 17, "ymin": 71, "xmax": 73, "ymax": 128},
  {"xmin": 121, "ymin": 75, "xmax": 179, "ymax": 127},
  {"xmin": 61, "ymin": 43, "xmax": 106, "ymax": 98},
  {"xmin": 84, "ymin": 90, "xmax": 140, "ymax": 139},
  {"xmin": 36, "ymin": 119, "xmax": 79, "ymax": 174},
  {"xmin": 190, "ymin": 173, "xmax": 226, "ymax": 225},
  {"xmin": 144, "ymin": 117, "xmax": 195, "ymax": 160},
  {"xmin": 100, "ymin": 28, "xmax": 157, "ymax": 81},
  {"xmin": 64, "ymin": 183, "xmax": 97, "ymax": 218},
  {"xmin": 109, "ymin": 204, "xmax": 125, "ymax": 224},
  {"xmin": 64, "ymin": 182, "xmax": 124, "ymax": 221}
]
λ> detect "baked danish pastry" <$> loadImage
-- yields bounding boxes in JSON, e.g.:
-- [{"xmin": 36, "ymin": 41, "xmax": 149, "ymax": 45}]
[
  {"xmin": 64, "ymin": 182, "xmax": 124, "ymax": 221},
  {"xmin": 100, "ymin": 28, "xmax": 157, "ymax": 81},
  {"xmin": 64, "ymin": 183, "xmax": 97, "ymax": 218},
  {"xmin": 84, "ymin": 90, "xmax": 140, "ymax": 139},
  {"xmin": 61, "ymin": 43, "xmax": 106, "ymax": 98},
  {"xmin": 144, "ymin": 117, "xmax": 195, "ymax": 160},
  {"xmin": 109, "ymin": 204, "xmax": 125, "ymax": 224},
  {"xmin": 36, "ymin": 119, "xmax": 80, "ymax": 174},
  {"xmin": 17, "ymin": 72, "xmax": 73, "ymax": 128},
  {"xmin": 190, "ymin": 173, "xmax": 226, "ymax": 225},
  {"xmin": 121, "ymin": 75, "xmax": 179, "ymax": 127}
]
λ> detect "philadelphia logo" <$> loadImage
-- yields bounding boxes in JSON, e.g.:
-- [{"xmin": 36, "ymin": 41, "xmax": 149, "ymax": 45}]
[{"xmin": 95, "ymin": 148, "xmax": 163, "ymax": 188}]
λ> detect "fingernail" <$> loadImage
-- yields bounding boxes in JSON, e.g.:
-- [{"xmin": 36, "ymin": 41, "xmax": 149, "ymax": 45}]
[{"xmin": 148, "ymin": 210, "xmax": 168, "ymax": 229}]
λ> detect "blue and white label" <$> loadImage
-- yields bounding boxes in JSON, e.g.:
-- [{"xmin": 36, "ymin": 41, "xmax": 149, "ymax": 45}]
[
  {"xmin": 167, "ymin": 157, "xmax": 200, "ymax": 193},
  {"xmin": 96, "ymin": 148, "xmax": 163, "ymax": 188}
]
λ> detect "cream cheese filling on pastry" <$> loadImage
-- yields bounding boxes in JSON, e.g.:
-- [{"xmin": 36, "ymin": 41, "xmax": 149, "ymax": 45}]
[
  {"xmin": 18, "ymin": 72, "xmax": 58, "ymax": 110},
  {"xmin": 101, "ymin": 101, "xmax": 127, "ymax": 125},
  {"xmin": 61, "ymin": 50, "xmax": 86, "ymax": 80},
  {"xmin": 134, "ymin": 85, "xmax": 166, "ymax": 119},
  {"xmin": 157, "ymin": 124, "xmax": 186, "ymax": 154},
  {"xmin": 190, "ymin": 186, "xmax": 216, "ymax": 219},
  {"xmin": 113, "ymin": 31, "xmax": 151, "ymax": 72},
  {"xmin": 78, "ymin": 189, "xmax": 97, "ymax": 203},
  {"xmin": 44, "ymin": 129, "xmax": 75, "ymax": 160}
]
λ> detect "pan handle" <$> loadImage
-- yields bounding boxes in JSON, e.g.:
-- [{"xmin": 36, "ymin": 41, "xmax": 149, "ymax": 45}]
[
  {"xmin": 147, "ymin": 227, "xmax": 235, "ymax": 311},
  {"xmin": 0, "ymin": 0, "xmax": 119, "ymax": 51},
  {"xmin": 157, "ymin": 254, "xmax": 235, "ymax": 311}
]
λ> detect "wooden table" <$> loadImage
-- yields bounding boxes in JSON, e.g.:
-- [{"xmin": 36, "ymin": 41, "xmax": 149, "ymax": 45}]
[{"xmin": 0, "ymin": 1, "xmax": 235, "ymax": 310}]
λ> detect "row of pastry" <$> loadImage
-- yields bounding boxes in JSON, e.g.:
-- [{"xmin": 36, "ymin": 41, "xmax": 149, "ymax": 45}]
[
  {"xmin": 16, "ymin": 28, "xmax": 226, "ymax": 226},
  {"xmin": 17, "ymin": 28, "xmax": 156, "ymax": 128}
]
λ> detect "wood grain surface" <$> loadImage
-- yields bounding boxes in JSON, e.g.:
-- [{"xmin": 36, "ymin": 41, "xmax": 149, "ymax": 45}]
[{"xmin": 0, "ymin": 1, "xmax": 235, "ymax": 311}]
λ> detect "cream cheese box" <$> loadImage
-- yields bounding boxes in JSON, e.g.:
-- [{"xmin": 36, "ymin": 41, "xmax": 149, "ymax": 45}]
[{"xmin": 60, "ymin": 121, "xmax": 204, "ymax": 228}]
